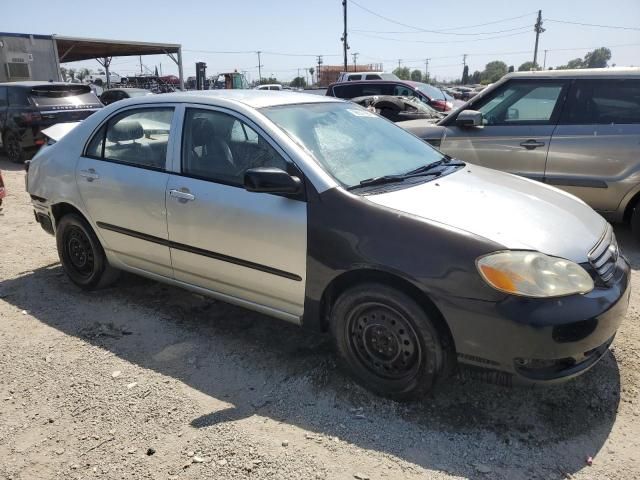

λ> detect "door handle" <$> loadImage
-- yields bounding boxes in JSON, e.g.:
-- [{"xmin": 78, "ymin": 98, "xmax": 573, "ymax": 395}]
[
  {"xmin": 520, "ymin": 139, "xmax": 546, "ymax": 150},
  {"xmin": 169, "ymin": 189, "xmax": 195, "ymax": 202},
  {"xmin": 79, "ymin": 169, "xmax": 100, "ymax": 182}
]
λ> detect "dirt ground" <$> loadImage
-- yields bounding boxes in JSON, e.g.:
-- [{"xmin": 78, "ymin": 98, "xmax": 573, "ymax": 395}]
[{"xmin": 1, "ymin": 160, "xmax": 639, "ymax": 480}]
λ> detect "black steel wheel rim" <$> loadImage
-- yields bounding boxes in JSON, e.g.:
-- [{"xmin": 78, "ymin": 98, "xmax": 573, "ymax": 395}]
[
  {"xmin": 64, "ymin": 226, "xmax": 95, "ymax": 278},
  {"xmin": 347, "ymin": 301, "xmax": 422, "ymax": 380}
]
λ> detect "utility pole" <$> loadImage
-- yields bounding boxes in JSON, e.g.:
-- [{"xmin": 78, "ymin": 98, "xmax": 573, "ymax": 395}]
[
  {"xmin": 139, "ymin": 55, "xmax": 143, "ymax": 75},
  {"xmin": 342, "ymin": 0, "xmax": 349, "ymax": 71},
  {"xmin": 256, "ymin": 51, "xmax": 263, "ymax": 84},
  {"xmin": 352, "ymin": 52, "xmax": 359, "ymax": 72},
  {"xmin": 533, "ymin": 10, "xmax": 544, "ymax": 68},
  {"xmin": 543, "ymin": 49, "xmax": 548, "ymax": 69},
  {"xmin": 398, "ymin": 59, "xmax": 402, "ymax": 69},
  {"xmin": 462, "ymin": 54, "xmax": 467, "ymax": 68},
  {"xmin": 316, "ymin": 55, "xmax": 323, "ymax": 86},
  {"xmin": 425, "ymin": 58, "xmax": 430, "ymax": 80}
]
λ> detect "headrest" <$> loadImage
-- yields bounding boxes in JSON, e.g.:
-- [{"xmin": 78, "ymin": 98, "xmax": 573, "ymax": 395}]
[
  {"xmin": 108, "ymin": 121, "xmax": 143, "ymax": 142},
  {"xmin": 191, "ymin": 117, "xmax": 215, "ymax": 147}
]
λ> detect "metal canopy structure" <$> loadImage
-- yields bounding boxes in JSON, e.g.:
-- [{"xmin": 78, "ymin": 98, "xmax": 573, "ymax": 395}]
[{"xmin": 52, "ymin": 35, "xmax": 184, "ymax": 90}]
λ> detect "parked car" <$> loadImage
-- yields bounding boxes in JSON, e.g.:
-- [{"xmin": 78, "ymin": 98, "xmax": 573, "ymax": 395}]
[
  {"xmin": 351, "ymin": 95, "xmax": 444, "ymax": 122},
  {"xmin": 0, "ymin": 82, "xmax": 102, "ymax": 163},
  {"xmin": 100, "ymin": 88, "xmax": 154, "ymax": 106},
  {"xmin": 326, "ymin": 80, "xmax": 454, "ymax": 112},
  {"xmin": 0, "ymin": 170, "xmax": 5, "ymax": 210},
  {"xmin": 27, "ymin": 91, "xmax": 629, "ymax": 400},
  {"xmin": 399, "ymin": 68, "xmax": 640, "ymax": 237},
  {"xmin": 337, "ymin": 72, "xmax": 399, "ymax": 82},
  {"xmin": 255, "ymin": 84, "xmax": 283, "ymax": 91}
]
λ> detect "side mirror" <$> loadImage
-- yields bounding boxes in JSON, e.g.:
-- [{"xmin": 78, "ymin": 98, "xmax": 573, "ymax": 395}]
[
  {"xmin": 455, "ymin": 109, "xmax": 483, "ymax": 128},
  {"xmin": 507, "ymin": 107, "xmax": 519, "ymax": 120},
  {"xmin": 244, "ymin": 167, "xmax": 301, "ymax": 195}
]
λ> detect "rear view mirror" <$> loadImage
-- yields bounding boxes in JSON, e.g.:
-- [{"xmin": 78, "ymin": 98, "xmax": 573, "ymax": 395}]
[
  {"xmin": 244, "ymin": 167, "xmax": 301, "ymax": 195},
  {"xmin": 455, "ymin": 110, "xmax": 483, "ymax": 128}
]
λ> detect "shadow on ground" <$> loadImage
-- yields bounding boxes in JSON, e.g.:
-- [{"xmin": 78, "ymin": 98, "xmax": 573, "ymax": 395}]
[{"xmin": 0, "ymin": 258, "xmax": 622, "ymax": 479}]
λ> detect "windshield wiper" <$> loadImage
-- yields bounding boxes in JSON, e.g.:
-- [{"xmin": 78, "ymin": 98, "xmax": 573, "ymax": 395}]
[
  {"xmin": 347, "ymin": 170, "xmax": 443, "ymax": 190},
  {"xmin": 403, "ymin": 156, "xmax": 465, "ymax": 176},
  {"xmin": 347, "ymin": 157, "xmax": 465, "ymax": 191}
]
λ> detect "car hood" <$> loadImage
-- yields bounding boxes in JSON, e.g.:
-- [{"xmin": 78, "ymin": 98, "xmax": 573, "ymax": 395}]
[
  {"xmin": 396, "ymin": 120, "xmax": 446, "ymax": 141},
  {"xmin": 364, "ymin": 164, "xmax": 606, "ymax": 263}
]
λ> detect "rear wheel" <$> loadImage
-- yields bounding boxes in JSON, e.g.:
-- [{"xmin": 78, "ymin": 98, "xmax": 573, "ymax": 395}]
[
  {"xmin": 630, "ymin": 200, "xmax": 640, "ymax": 241},
  {"xmin": 4, "ymin": 131, "xmax": 24, "ymax": 164},
  {"xmin": 330, "ymin": 283, "xmax": 448, "ymax": 401},
  {"xmin": 56, "ymin": 213, "xmax": 119, "ymax": 290}
]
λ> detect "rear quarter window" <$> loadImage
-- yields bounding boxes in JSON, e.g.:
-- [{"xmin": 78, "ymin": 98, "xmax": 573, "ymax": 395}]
[{"xmin": 564, "ymin": 79, "xmax": 640, "ymax": 125}]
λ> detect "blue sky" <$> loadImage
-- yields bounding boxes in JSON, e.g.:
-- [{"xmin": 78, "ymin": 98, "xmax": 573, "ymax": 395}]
[{"xmin": 2, "ymin": 0, "xmax": 639, "ymax": 81}]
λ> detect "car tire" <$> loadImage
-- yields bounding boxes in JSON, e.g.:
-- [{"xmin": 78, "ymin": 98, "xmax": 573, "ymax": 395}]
[
  {"xmin": 3, "ymin": 131, "xmax": 24, "ymax": 164},
  {"xmin": 330, "ymin": 283, "xmax": 448, "ymax": 401},
  {"xmin": 56, "ymin": 213, "xmax": 119, "ymax": 290}
]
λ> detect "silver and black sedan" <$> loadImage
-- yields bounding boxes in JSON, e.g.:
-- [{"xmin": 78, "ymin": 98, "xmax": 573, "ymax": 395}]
[{"xmin": 27, "ymin": 91, "xmax": 629, "ymax": 400}]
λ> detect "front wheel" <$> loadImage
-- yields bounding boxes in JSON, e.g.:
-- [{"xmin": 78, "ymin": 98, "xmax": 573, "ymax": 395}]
[
  {"xmin": 56, "ymin": 213, "xmax": 119, "ymax": 290},
  {"xmin": 330, "ymin": 283, "xmax": 448, "ymax": 401}
]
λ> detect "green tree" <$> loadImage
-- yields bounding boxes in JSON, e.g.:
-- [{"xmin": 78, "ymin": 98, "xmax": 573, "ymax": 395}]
[
  {"xmin": 481, "ymin": 61, "xmax": 508, "ymax": 83},
  {"xmin": 410, "ymin": 69, "xmax": 422, "ymax": 82},
  {"xmin": 584, "ymin": 47, "xmax": 611, "ymax": 68},
  {"xmin": 518, "ymin": 61, "xmax": 538, "ymax": 72},
  {"xmin": 557, "ymin": 58, "xmax": 584, "ymax": 70},
  {"xmin": 471, "ymin": 70, "xmax": 481, "ymax": 84},
  {"xmin": 77, "ymin": 68, "xmax": 91, "ymax": 81},
  {"xmin": 68, "ymin": 68, "xmax": 76, "ymax": 80},
  {"xmin": 461, "ymin": 65, "xmax": 469, "ymax": 84},
  {"xmin": 59, "ymin": 66, "xmax": 68, "ymax": 81},
  {"xmin": 308, "ymin": 67, "xmax": 315, "ymax": 84},
  {"xmin": 290, "ymin": 76, "xmax": 306, "ymax": 88},
  {"xmin": 259, "ymin": 77, "xmax": 279, "ymax": 85},
  {"xmin": 392, "ymin": 66, "xmax": 411, "ymax": 80}
]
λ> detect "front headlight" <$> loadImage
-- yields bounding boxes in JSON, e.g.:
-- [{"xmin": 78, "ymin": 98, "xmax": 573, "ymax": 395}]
[{"xmin": 477, "ymin": 251, "xmax": 594, "ymax": 298}]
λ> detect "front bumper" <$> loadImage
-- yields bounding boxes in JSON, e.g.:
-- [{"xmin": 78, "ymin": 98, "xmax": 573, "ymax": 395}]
[{"xmin": 438, "ymin": 255, "xmax": 631, "ymax": 384}]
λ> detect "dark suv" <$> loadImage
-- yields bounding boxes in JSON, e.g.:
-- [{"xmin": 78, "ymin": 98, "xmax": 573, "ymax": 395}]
[
  {"xmin": 326, "ymin": 80, "xmax": 454, "ymax": 112},
  {"xmin": 0, "ymin": 82, "xmax": 102, "ymax": 163}
]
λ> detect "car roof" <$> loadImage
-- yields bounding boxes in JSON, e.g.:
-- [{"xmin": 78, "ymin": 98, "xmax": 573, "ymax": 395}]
[
  {"xmin": 103, "ymin": 88, "xmax": 150, "ymax": 93},
  {"xmin": 504, "ymin": 67, "xmax": 640, "ymax": 79},
  {"xmin": 329, "ymin": 79, "xmax": 413, "ymax": 87},
  {"xmin": 0, "ymin": 81, "xmax": 78, "ymax": 88},
  {"xmin": 121, "ymin": 89, "xmax": 343, "ymax": 109}
]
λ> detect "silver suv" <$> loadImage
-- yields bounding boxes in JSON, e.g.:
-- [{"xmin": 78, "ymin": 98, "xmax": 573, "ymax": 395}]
[{"xmin": 400, "ymin": 68, "xmax": 640, "ymax": 236}]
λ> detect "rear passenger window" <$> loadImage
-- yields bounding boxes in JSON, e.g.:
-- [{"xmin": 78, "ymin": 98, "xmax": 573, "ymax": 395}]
[
  {"xmin": 365, "ymin": 74, "xmax": 381, "ymax": 80},
  {"xmin": 348, "ymin": 75, "xmax": 362, "ymax": 81},
  {"xmin": 564, "ymin": 80, "xmax": 640, "ymax": 125},
  {"xmin": 85, "ymin": 108, "xmax": 173, "ymax": 169},
  {"xmin": 332, "ymin": 84, "xmax": 364, "ymax": 98},
  {"xmin": 0, "ymin": 87, "xmax": 7, "ymax": 107}
]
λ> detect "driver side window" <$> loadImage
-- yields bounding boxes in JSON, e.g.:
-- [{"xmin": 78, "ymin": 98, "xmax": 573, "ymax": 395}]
[
  {"xmin": 477, "ymin": 81, "xmax": 566, "ymax": 125},
  {"xmin": 181, "ymin": 108, "xmax": 288, "ymax": 186}
]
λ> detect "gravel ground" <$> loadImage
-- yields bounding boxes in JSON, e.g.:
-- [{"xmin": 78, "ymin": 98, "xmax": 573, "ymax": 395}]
[{"xmin": 1, "ymin": 160, "xmax": 639, "ymax": 480}]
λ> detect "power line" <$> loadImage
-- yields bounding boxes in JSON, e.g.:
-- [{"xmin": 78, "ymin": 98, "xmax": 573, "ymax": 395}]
[
  {"xmin": 545, "ymin": 19, "xmax": 640, "ymax": 31},
  {"xmin": 348, "ymin": 1, "xmax": 536, "ymax": 34},
  {"xmin": 351, "ymin": 30, "xmax": 531, "ymax": 45},
  {"xmin": 350, "ymin": 24, "xmax": 533, "ymax": 36}
]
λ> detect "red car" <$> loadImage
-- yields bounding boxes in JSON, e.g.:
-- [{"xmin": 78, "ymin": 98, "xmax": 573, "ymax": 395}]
[{"xmin": 326, "ymin": 79, "xmax": 454, "ymax": 112}]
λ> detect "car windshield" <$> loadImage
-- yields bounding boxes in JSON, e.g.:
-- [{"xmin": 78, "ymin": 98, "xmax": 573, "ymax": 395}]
[
  {"xmin": 262, "ymin": 102, "xmax": 445, "ymax": 188},
  {"xmin": 413, "ymin": 83, "xmax": 445, "ymax": 100}
]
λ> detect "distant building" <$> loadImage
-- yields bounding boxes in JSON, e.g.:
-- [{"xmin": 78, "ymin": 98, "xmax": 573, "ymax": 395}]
[
  {"xmin": 317, "ymin": 63, "xmax": 383, "ymax": 87},
  {"xmin": 0, "ymin": 32, "xmax": 59, "ymax": 83}
]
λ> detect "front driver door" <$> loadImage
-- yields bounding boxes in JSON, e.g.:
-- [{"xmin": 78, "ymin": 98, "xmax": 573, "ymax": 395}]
[
  {"xmin": 440, "ymin": 80, "xmax": 569, "ymax": 181},
  {"xmin": 165, "ymin": 106, "xmax": 307, "ymax": 321}
]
